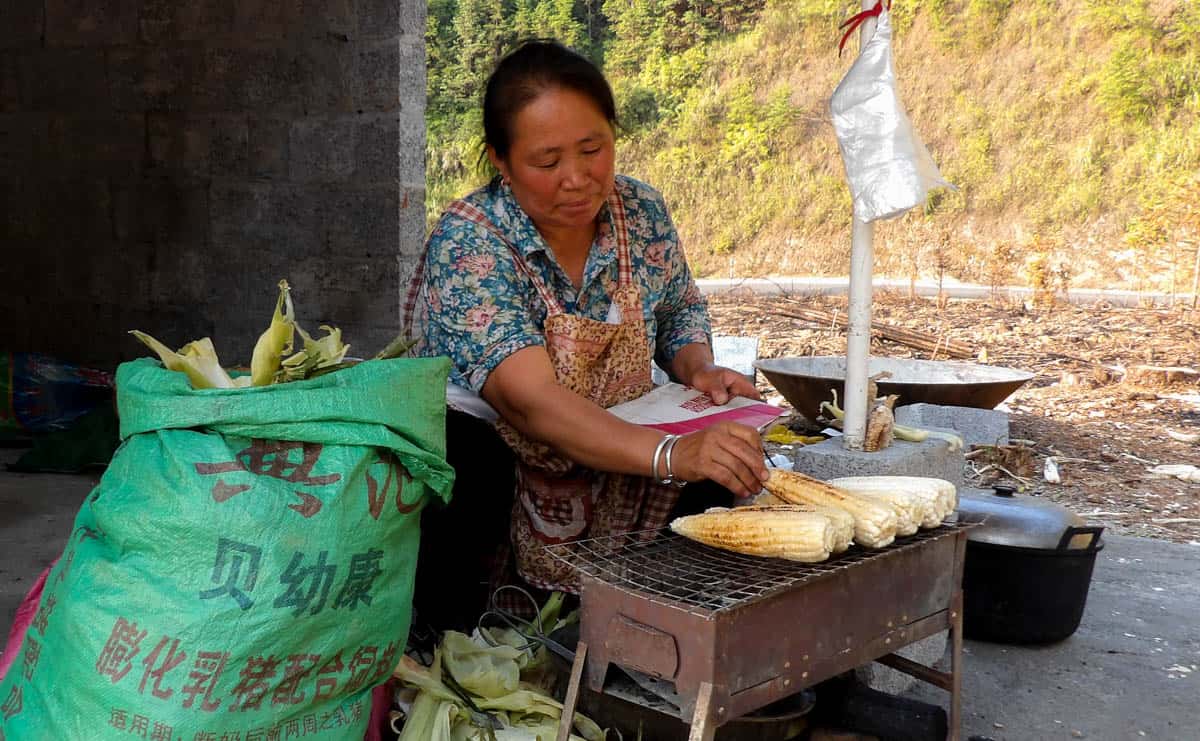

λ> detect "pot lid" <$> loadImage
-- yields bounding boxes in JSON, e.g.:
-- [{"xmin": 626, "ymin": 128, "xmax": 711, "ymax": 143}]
[{"xmin": 957, "ymin": 486, "xmax": 1103, "ymax": 550}]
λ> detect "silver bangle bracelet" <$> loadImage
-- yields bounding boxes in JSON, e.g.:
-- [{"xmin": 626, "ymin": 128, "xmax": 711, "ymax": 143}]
[
  {"xmin": 651, "ymin": 434, "xmax": 674, "ymax": 482},
  {"xmin": 663, "ymin": 433, "xmax": 687, "ymax": 488}
]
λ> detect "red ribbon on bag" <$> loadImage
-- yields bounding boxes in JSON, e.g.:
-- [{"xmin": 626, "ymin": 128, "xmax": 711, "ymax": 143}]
[{"xmin": 838, "ymin": 0, "xmax": 892, "ymax": 56}]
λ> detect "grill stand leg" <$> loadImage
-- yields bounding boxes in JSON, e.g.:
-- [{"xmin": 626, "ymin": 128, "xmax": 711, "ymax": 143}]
[
  {"xmin": 557, "ymin": 641, "xmax": 588, "ymax": 741},
  {"xmin": 949, "ymin": 591, "xmax": 963, "ymax": 741},
  {"xmin": 871, "ymin": 592, "xmax": 965, "ymax": 741},
  {"xmin": 687, "ymin": 681, "xmax": 717, "ymax": 741}
]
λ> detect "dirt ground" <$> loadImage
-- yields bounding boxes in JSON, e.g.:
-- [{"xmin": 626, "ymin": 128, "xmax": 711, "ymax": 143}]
[{"xmin": 707, "ymin": 290, "xmax": 1200, "ymax": 545}]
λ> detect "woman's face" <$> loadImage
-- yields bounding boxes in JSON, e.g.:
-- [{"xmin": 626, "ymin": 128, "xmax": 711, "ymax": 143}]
[{"xmin": 489, "ymin": 86, "xmax": 616, "ymax": 235}]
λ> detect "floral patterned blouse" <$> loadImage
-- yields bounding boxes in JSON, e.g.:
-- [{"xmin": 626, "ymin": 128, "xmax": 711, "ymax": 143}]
[{"xmin": 411, "ymin": 175, "xmax": 712, "ymax": 394}]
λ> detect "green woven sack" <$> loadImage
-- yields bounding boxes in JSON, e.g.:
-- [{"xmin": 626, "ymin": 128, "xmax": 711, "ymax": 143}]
[{"xmin": 0, "ymin": 357, "xmax": 454, "ymax": 740}]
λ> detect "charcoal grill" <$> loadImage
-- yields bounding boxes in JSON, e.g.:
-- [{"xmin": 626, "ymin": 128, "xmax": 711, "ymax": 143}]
[{"xmin": 546, "ymin": 522, "xmax": 974, "ymax": 741}]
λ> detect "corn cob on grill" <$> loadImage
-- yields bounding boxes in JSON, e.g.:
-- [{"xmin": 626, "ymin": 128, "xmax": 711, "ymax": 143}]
[
  {"xmin": 718, "ymin": 503, "xmax": 854, "ymax": 553},
  {"xmin": 764, "ymin": 469, "xmax": 898, "ymax": 549},
  {"xmin": 830, "ymin": 476, "xmax": 957, "ymax": 524},
  {"xmin": 840, "ymin": 489, "xmax": 922, "ymax": 536},
  {"xmin": 670, "ymin": 508, "xmax": 836, "ymax": 563}
]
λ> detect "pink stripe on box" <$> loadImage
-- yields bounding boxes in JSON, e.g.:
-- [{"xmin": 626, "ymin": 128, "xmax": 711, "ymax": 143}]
[{"xmin": 644, "ymin": 404, "xmax": 784, "ymax": 434}]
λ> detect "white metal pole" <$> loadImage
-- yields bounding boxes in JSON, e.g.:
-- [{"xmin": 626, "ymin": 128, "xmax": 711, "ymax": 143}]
[{"xmin": 841, "ymin": 1, "xmax": 879, "ymax": 452}]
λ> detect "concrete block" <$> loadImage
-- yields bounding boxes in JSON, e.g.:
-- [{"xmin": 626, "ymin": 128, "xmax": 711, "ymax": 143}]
[
  {"xmin": 0, "ymin": 54, "xmax": 19, "ymax": 112},
  {"xmin": 234, "ymin": 0, "xmax": 292, "ymax": 41},
  {"xmin": 45, "ymin": 114, "xmax": 145, "ymax": 178},
  {"xmin": 146, "ymin": 240, "xmax": 217, "ymax": 309},
  {"xmin": 398, "ymin": 102, "xmax": 424, "ymax": 185},
  {"xmin": 297, "ymin": 45, "xmax": 354, "ymax": 113},
  {"xmin": 196, "ymin": 47, "xmax": 295, "ymax": 114},
  {"xmin": 357, "ymin": 0, "xmax": 411, "ymax": 38},
  {"xmin": 46, "ymin": 0, "xmax": 139, "ymax": 47},
  {"xmin": 319, "ymin": 185, "xmax": 398, "ymax": 254},
  {"xmin": 352, "ymin": 42, "xmax": 404, "ymax": 112},
  {"xmin": 353, "ymin": 114, "xmax": 402, "ymax": 182},
  {"xmin": 398, "ymin": 186, "xmax": 426, "ymax": 257},
  {"xmin": 74, "ymin": 239, "xmax": 154, "ymax": 307},
  {"xmin": 0, "ymin": 239, "xmax": 62, "ymax": 302},
  {"xmin": 0, "ymin": 114, "xmax": 46, "ymax": 173},
  {"xmin": 18, "ymin": 179, "xmax": 114, "ymax": 240},
  {"xmin": 285, "ymin": 253, "xmax": 396, "ymax": 354},
  {"xmin": 790, "ymin": 433, "xmax": 965, "ymax": 491},
  {"xmin": 248, "ymin": 117, "xmax": 290, "ymax": 177},
  {"xmin": 148, "ymin": 114, "xmax": 247, "ymax": 176},
  {"xmin": 1, "ymin": 1, "xmax": 47, "ymax": 49},
  {"xmin": 21, "ymin": 50, "xmax": 110, "ymax": 113},
  {"xmin": 289, "ymin": 117, "xmax": 356, "ymax": 182},
  {"xmin": 296, "ymin": 0, "xmax": 356, "ymax": 39},
  {"xmin": 139, "ymin": 0, "xmax": 236, "ymax": 43},
  {"xmin": 113, "ymin": 181, "xmax": 210, "ymax": 244},
  {"xmin": 895, "ymin": 403, "xmax": 1009, "ymax": 447},
  {"xmin": 110, "ymin": 48, "xmax": 198, "ymax": 113},
  {"xmin": 209, "ymin": 181, "xmax": 322, "ymax": 255}
]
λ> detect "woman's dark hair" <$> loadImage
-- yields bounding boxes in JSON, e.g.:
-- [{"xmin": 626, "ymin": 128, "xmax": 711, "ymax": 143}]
[{"xmin": 482, "ymin": 39, "xmax": 617, "ymax": 163}]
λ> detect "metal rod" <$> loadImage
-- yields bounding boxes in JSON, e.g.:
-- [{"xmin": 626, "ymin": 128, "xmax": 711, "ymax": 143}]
[
  {"xmin": 557, "ymin": 641, "xmax": 589, "ymax": 741},
  {"xmin": 842, "ymin": 0, "xmax": 880, "ymax": 451},
  {"xmin": 875, "ymin": 652, "xmax": 954, "ymax": 691}
]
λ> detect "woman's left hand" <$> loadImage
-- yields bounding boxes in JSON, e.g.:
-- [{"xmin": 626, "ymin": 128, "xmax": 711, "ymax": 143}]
[{"xmin": 688, "ymin": 364, "xmax": 762, "ymax": 405}]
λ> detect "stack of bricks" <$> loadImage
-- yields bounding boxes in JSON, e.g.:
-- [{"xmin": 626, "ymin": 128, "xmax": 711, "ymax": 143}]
[{"xmin": 0, "ymin": 0, "xmax": 425, "ymax": 367}]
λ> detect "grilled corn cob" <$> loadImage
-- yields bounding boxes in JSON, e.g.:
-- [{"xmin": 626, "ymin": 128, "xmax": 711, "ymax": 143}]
[
  {"xmin": 746, "ymin": 491, "xmax": 788, "ymax": 507},
  {"xmin": 838, "ymin": 488, "xmax": 921, "ymax": 536},
  {"xmin": 830, "ymin": 476, "xmax": 957, "ymax": 522},
  {"xmin": 764, "ymin": 469, "xmax": 897, "ymax": 548},
  {"xmin": 670, "ymin": 508, "xmax": 835, "ymax": 562},
  {"xmin": 719, "ymin": 504, "xmax": 854, "ymax": 553}
]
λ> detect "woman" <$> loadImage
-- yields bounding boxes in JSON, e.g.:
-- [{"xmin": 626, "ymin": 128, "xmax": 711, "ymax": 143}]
[{"xmin": 407, "ymin": 40, "xmax": 768, "ymax": 617}]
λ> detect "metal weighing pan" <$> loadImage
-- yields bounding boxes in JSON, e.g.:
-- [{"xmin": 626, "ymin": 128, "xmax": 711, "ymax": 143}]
[{"xmin": 755, "ymin": 356, "xmax": 1034, "ymax": 421}]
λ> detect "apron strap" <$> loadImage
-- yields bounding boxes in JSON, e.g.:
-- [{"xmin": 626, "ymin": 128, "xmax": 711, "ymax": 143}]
[{"xmin": 606, "ymin": 190, "xmax": 633, "ymax": 289}]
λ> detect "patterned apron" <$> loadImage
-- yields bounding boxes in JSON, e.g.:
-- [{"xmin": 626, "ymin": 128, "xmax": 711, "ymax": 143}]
[{"xmin": 405, "ymin": 192, "xmax": 682, "ymax": 594}]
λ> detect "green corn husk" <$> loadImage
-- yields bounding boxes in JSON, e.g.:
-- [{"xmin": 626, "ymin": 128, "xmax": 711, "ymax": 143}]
[
  {"xmin": 249, "ymin": 279, "xmax": 295, "ymax": 386},
  {"xmin": 128, "ymin": 332, "xmax": 237, "ymax": 389},
  {"xmin": 279, "ymin": 323, "xmax": 351, "ymax": 382}
]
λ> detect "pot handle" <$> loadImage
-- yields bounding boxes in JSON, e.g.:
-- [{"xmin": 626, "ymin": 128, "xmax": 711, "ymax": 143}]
[{"xmin": 1056, "ymin": 525, "xmax": 1104, "ymax": 552}]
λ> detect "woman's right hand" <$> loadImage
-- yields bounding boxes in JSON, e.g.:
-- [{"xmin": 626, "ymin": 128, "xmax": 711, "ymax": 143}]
[{"xmin": 668, "ymin": 422, "xmax": 769, "ymax": 499}]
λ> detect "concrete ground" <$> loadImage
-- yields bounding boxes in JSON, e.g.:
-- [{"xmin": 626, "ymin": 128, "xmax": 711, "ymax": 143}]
[
  {"xmin": 905, "ymin": 533, "xmax": 1200, "ymax": 741},
  {"xmin": 2, "ymin": 451, "xmax": 1198, "ymax": 740}
]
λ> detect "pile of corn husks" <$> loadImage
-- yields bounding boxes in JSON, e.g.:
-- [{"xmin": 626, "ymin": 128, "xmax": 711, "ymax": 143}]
[
  {"xmin": 130, "ymin": 280, "xmax": 413, "ymax": 389},
  {"xmin": 391, "ymin": 596, "xmax": 606, "ymax": 741}
]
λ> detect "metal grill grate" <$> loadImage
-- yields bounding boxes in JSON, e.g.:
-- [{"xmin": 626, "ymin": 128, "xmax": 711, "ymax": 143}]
[{"xmin": 546, "ymin": 521, "xmax": 974, "ymax": 616}]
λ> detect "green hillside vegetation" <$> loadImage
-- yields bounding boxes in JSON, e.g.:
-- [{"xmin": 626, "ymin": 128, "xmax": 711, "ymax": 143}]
[{"xmin": 426, "ymin": 0, "xmax": 1200, "ymax": 293}]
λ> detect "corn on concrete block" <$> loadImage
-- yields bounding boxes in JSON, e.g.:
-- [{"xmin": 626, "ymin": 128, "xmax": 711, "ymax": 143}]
[
  {"xmin": 789, "ymin": 431, "xmax": 965, "ymax": 491},
  {"xmin": 895, "ymin": 403, "xmax": 1010, "ymax": 447}
]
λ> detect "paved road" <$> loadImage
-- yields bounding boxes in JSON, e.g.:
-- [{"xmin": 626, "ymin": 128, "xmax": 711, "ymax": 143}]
[{"xmin": 905, "ymin": 533, "xmax": 1200, "ymax": 740}]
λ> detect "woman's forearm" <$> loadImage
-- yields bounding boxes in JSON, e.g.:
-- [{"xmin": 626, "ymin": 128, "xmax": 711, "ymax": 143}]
[
  {"xmin": 505, "ymin": 381, "xmax": 667, "ymax": 476},
  {"xmin": 481, "ymin": 346, "xmax": 667, "ymax": 477},
  {"xmin": 667, "ymin": 342, "xmax": 715, "ymax": 386}
]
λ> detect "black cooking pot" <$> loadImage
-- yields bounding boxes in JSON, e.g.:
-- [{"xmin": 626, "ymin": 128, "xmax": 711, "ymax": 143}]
[{"xmin": 956, "ymin": 486, "xmax": 1104, "ymax": 645}]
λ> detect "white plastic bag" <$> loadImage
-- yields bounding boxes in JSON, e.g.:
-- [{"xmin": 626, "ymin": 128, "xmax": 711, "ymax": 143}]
[{"xmin": 830, "ymin": 7, "xmax": 953, "ymax": 222}]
